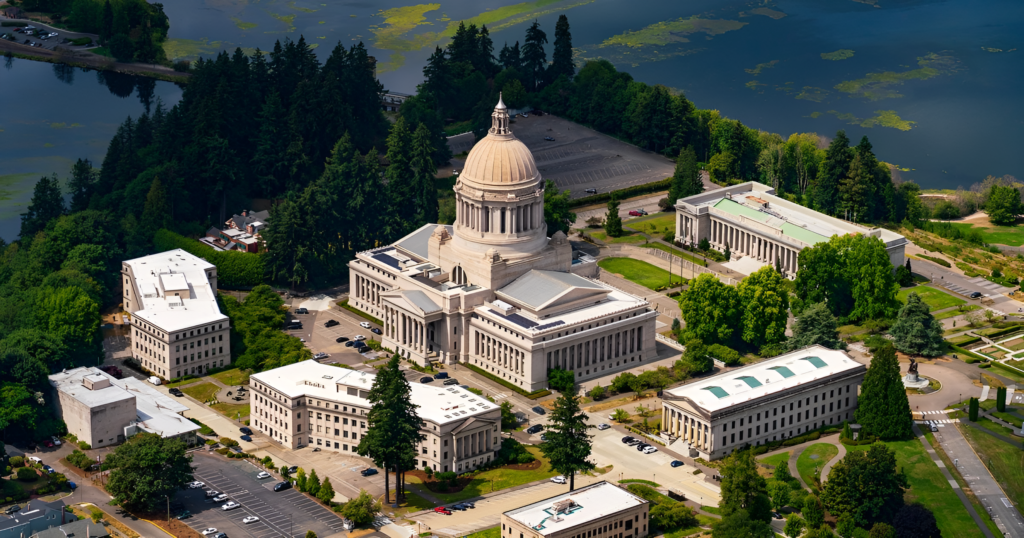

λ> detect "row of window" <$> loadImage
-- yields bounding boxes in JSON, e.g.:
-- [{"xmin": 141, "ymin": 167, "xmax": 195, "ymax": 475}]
[
  {"xmin": 175, "ymin": 347, "xmax": 224, "ymax": 364},
  {"xmin": 174, "ymin": 334, "xmax": 223, "ymax": 352}
]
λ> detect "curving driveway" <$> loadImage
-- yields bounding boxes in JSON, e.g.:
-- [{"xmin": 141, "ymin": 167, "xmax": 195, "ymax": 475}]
[{"xmin": 905, "ymin": 362, "xmax": 982, "ymax": 411}]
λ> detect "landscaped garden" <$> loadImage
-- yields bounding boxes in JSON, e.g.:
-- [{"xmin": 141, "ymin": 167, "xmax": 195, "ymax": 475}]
[
  {"xmin": 585, "ymin": 229, "xmax": 648, "ymax": 244},
  {"xmin": 597, "ymin": 257, "xmax": 682, "ymax": 290},
  {"xmin": 406, "ymin": 445, "xmax": 560, "ymax": 503},
  {"xmin": 211, "ymin": 402, "xmax": 250, "ymax": 419},
  {"xmin": 211, "ymin": 368, "xmax": 251, "ymax": 386},
  {"xmin": 796, "ymin": 443, "xmax": 837, "ymax": 488},
  {"xmin": 757, "ymin": 451, "xmax": 790, "ymax": 469},
  {"xmin": 896, "ymin": 286, "xmax": 965, "ymax": 311}
]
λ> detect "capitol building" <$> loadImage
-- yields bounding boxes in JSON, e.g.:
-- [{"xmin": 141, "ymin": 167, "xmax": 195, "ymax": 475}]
[{"xmin": 348, "ymin": 97, "xmax": 657, "ymax": 392}]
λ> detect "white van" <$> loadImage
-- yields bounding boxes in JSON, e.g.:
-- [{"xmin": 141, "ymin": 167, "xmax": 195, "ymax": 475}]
[{"xmin": 148, "ymin": 376, "xmax": 162, "ymax": 386}]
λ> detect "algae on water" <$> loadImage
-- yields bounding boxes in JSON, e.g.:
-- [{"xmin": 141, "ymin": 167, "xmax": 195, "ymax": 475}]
[
  {"xmin": 821, "ymin": 49, "xmax": 854, "ymax": 61},
  {"xmin": 825, "ymin": 110, "xmax": 916, "ymax": 131},
  {"xmin": 834, "ymin": 52, "xmax": 959, "ymax": 100},
  {"xmin": 599, "ymin": 16, "xmax": 747, "ymax": 48},
  {"xmin": 745, "ymin": 60, "xmax": 778, "ymax": 76},
  {"xmin": 232, "ymin": 18, "xmax": 258, "ymax": 30}
]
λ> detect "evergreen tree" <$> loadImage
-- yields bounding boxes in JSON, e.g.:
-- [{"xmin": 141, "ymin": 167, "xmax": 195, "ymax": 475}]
[
  {"xmin": 668, "ymin": 146, "xmax": 701, "ymax": 203},
  {"xmin": 476, "ymin": 25, "xmax": 497, "ymax": 76},
  {"xmin": 140, "ymin": 177, "xmax": 170, "ymax": 234},
  {"xmin": 411, "ymin": 123, "xmax": 439, "ymax": 225},
  {"xmin": 539, "ymin": 386, "xmax": 594, "ymax": 491},
  {"xmin": 604, "ymin": 195, "xmax": 623, "ymax": 237},
  {"xmin": 839, "ymin": 153, "xmax": 872, "ymax": 222},
  {"xmin": 723, "ymin": 242, "xmax": 731, "ymax": 261},
  {"xmin": 772, "ymin": 459, "xmax": 792, "ymax": 483},
  {"xmin": 498, "ymin": 41, "xmax": 522, "ymax": 71},
  {"xmin": 521, "ymin": 20, "xmax": 548, "ymax": 90},
  {"xmin": 892, "ymin": 504, "xmax": 941, "ymax": 538},
  {"xmin": 251, "ymin": 91, "xmax": 291, "ymax": 197},
  {"xmin": 783, "ymin": 515, "xmax": 805, "ymax": 538},
  {"xmin": 968, "ymin": 397, "xmax": 979, "ymax": 422},
  {"xmin": 549, "ymin": 15, "xmax": 574, "ymax": 83},
  {"xmin": 997, "ymin": 386, "xmax": 1007, "ymax": 412},
  {"xmin": 814, "ymin": 130, "xmax": 852, "ymax": 215},
  {"xmin": 101, "ymin": 0, "xmax": 113, "ymax": 40},
  {"xmin": 67, "ymin": 158, "xmax": 97, "ymax": 213},
  {"xmin": 296, "ymin": 468, "xmax": 307, "ymax": 491},
  {"xmin": 317, "ymin": 477, "xmax": 335, "ymax": 504},
  {"xmin": 307, "ymin": 468, "xmax": 321, "ymax": 497},
  {"xmin": 384, "ymin": 118, "xmax": 415, "ymax": 240},
  {"xmin": 20, "ymin": 175, "xmax": 66, "ymax": 239},
  {"xmin": 855, "ymin": 343, "xmax": 913, "ymax": 440},
  {"xmin": 890, "ymin": 292, "xmax": 945, "ymax": 357},
  {"xmin": 719, "ymin": 449, "xmax": 772, "ymax": 524},
  {"xmin": 841, "ymin": 421, "xmax": 852, "ymax": 440}
]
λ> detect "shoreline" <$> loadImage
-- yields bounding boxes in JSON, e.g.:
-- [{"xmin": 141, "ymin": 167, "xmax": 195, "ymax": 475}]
[{"xmin": 1, "ymin": 39, "xmax": 191, "ymax": 83}]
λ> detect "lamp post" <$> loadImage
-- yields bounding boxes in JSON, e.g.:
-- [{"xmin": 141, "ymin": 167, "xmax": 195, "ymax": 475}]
[{"xmin": 165, "ymin": 495, "xmax": 170, "ymax": 523}]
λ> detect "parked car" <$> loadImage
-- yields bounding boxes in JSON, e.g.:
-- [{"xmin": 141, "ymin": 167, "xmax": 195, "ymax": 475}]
[
  {"xmin": 240, "ymin": 433, "xmax": 253, "ymax": 442},
  {"xmin": 359, "ymin": 322, "xmax": 371, "ymax": 329},
  {"xmin": 313, "ymin": 352, "xmax": 329, "ymax": 360},
  {"xmin": 256, "ymin": 471, "xmax": 271, "ymax": 479},
  {"xmin": 201, "ymin": 528, "xmax": 218, "ymax": 536},
  {"xmin": 287, "ymin": 466, "xmax": 298, "ymax": 474},
  {"xmin": 635, "ymin": 443, "xmax": 649, "ymax": 451},
  {"xmin": 295, "ymin": 307, "xmax": 309, "ymax": 314},
  {"xmin": 213, "ymin": 494, "xmax": 229, "ymax": 502},
  {"xmin": 325, "ymin": 319, "xmax": 340, "ymax": 327},
  {"xmin": 442, "ymin": 378, "xmax": 459, "ymax": 386},
  {"xmin": 461, "ymin": 501, "xmax": 475, "ymax": 509},
  {"xmin": 240, "ymin": 427, "xmax": 253, "ymax": 435},
  {"xmin": 188, "ymin": 481, "xmax": 205, "ymax": 489},
  {"xmin": 550, "ymin": 475, "xmax": 566, "ymax": 484},
  {"xmin": 169, "ymin": 388, "xmax": 184, "ymax": 397},
  {"xmin": 371, "ymin": 328, "xmax": 382, "ymax": 335},
  {"xmin": 148, "ymin": 376, "xmax": 162, "ymax": 385},
  {"xmin": 28, "ymin": 457, "xmax": 42, "ymax": 464},
  {"xmin": 230, "ymin": 445, "xmax": 242, "ymax": 453},
  {"xmin": 642, "ymin": 446, "xmax": 658, "ymax": 454},
  {"xmin": 51, "ymin": 436, "xmax": 61, "ymax": 446},
  {"xmin": 336, "ymin": 336, "xmax": 349, "ymax": 343},
  {"xmin": 628, "ymin": 209, "xmax": 648, "ymax": 217},
  {"xmin": 5, "ymin": 505, "xmax": 21, "ymax": 515},
  {"xmin": 44, "ymin": 440, "xmax": 54, "ymax": 448},
  {"xmin": 526, "ymin": 425, "xmax": 543, "ymax": 434},
  {"xmin": 970, "ymin": 291, "xmax": 983, "ymax": 299},
  {"xmin": 621, "ymin": 436, "xmax": 634, "ymax": 443},
  {"xmin": 420, "ymin": 376, "xmax": 434, "ymax": 383},
  {"xmin": 205, "ymin": 491, "xmax": 220, "ymax": 498},
  {"xmin": 670, "ymin": 460, "xmax": 684, "ymax": 468},
  {"xmin": 274, "ymin": 481, "xmax": 292, "ymax": 492},
  {"xmin": 213, "ymin": 533, "xmax": 227, "ymax": 538},
  {"xmin": 176, "ymin": 510, "xmax": 191, "ymax": 519},
  {"xmin": 626, "ymin": 439, "xmax": 641, "ymax": 446},
  {"xmin": 540, "ymin": 434, "xmax": 548, "ymax": 441},
  {"xmin": 361, "ymin": 468, "xmax": 379, "ymax": 477},
  {"xmin": 585, "ymin": 188, "xmax": 597, "ymax": 194},
  {"xmin": 345, "ymin": 340, "xmax": 356, "ymax": 347},
  {"xmin": 354, "ymin": 335, "xmax": 366, "ymax": 341},
  {"xmin": 221, "ymin": 501, "xmax": 240, "ymax": 511},
  {"xmin": 434, "ymin": 507, "xmax": 452, "ymax": 515},
  {"xmin": 434, "ymin": 372, "xmax": 449, "ymax": 380},
  {"xmin": 243, "ymin": 515, "xmax": 260, "ymax": 524},
  {"xmin": 544, "ymin": 136, "xmax": 555, "ymax": 141},
  {"xmin": 596, "ymin": 423, "xmax": 610, "ymax": 430},
  {"xmin": 532, "ymin": 406, "xmax": 546, "ymax": 415}
]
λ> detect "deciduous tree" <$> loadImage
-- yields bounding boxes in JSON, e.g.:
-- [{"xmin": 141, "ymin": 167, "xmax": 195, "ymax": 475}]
[
  {"xmin": 737, "ymin": 267, "xmax": 790, "ymax": 349},
  {"xmin": 103, "ymin": 432, "xmax": 193, "ymax": 511},
  {"xmin": 720, "ymin": 449, "xmax": 771, "ymax": 523},
  {"xmin": 783, "ymin": 514, "xmax": 805, "ymax": 538},
  {"xmin": 822, "ymin": 443, "xmax": 908, "ymax": 526},
  {"xmin": 892, "ymin": 503, "xmax": 940, "ymax": 538},
  {"xmin": 767, "ymin": 480, "xmax": 790, "ymax": 511},
  {"xmin": 680, "ymin": 273, "xmax": 740, "ymax": 344},
  {"xmin": 986, "ymin": 184, "xmax": 1022, "ymax": 226},
  {"xmin": 342, "ymin": 490, "xmax": 381, "ymax": 527},
  {"xmin": 544, "ymin": 180, "xmax": 575, "ymax": 234},
  {"xmin": 803, "ymin": 493, "xmax": 825, "ymax": 529},
  {"xmin": 856, "ymin": 343, "xmax": 913, "ymax": 439}
]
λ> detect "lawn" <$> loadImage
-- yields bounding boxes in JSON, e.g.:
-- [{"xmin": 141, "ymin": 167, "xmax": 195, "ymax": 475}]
[
  {"xmin": 181, "ymin": 382, "xmax": 219, "ymax": 402},
  {"xmin": 211, "ymin": 368, "xmax": 250, "ymax": 387},
  {"xmin": 664, "ymin": 515, "xmax": 716, "ymax": 538},
  {"xmin": 598, "ymin": 257, "xmax": 683, "ymax": 290},
  {"xmin": 642, "ymin": 242, "xmax": 707, "ymax": 266},
  {"xmin": 796, "ymin": 443, "xmax": 837, "ymax": 488},
  {"xmin": 423, "ymin": 446, "xmax": 559, "ymax": 503},
  {"xmin": 975, "ymin": 417, "xmax": 1015, "ymax": 437},
  {"xmin": 626, "ymin": 212, "xmax": 676, "ymax": 235},
  {"xmin": 935, "ymin": 305, "xmax": 979, "ymax": 321},
  {"xmin": 992, "ymin": 362, "xmax": 1024, "ymax": 384},
  {"xmin": 465, "ymin": 527, "xmax": 501, "ymax": 538},
  {"xmin": 165, "ymin": 376, "xmax": 202, "ymax": 388},
  {"xmin": 961, "ymin": 423, "xmax": 1024, "ymax": 511},
  {"xmin": 990, "ymin": 411, "xmax": 1023, "ymax": 428},
  {"xmin": 588, "ymin": 229, "xmax": 648, "ymax": 244},
  {"xmin": 897, "ymin": 286, "xmax": 965, "ymax": 311},
  {"xmin": 949, "ymin": 222, "xmax": 1024, "ymax": 246},
  {"xmin": 210, "ymin": 402, "xmax": 250, "ymax": 419},
  {"xmin": 757, "ymin": 451, "xmax": 790, "ymax": 469}
]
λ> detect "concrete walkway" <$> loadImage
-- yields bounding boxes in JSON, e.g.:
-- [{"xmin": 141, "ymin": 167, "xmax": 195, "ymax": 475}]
[{"xmin": 756, "ymin": 433, "xmax": 844, "ymax": 489}]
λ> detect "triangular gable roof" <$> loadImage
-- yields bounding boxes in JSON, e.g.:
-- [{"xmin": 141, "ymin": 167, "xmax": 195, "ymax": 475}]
[{"xmin": 497, "ymin": 270, "xmax": 609, "ymax": 312}]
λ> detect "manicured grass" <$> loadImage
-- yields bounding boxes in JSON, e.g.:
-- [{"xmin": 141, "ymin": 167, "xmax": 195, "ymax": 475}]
[
  {"xmin": 210, "ymin": 402, "xmax": 250, "ymax": 418},
  {"xmin": 935, "ymin": 305, "xmax": 980, "ymax": 321},
  {"xmin": 181, "ymin": 382, "xmax": 219, "ymax": 402},
  {"xmin": 165, "ymin": 376, "xmax": 201, "ymax": 388},
  {"xmin": 588, "ymin": 229, "xmax": 648, "ymax": 244},
  {"xmin": 757, "ymin": 451, "xmax": 790, "ymax": 469},
  {"xmin": 619, "ymin": 479, "xmax": 661, "ymax": 487},
  {"xmin": 897, "ymin": 286, "xmax": 965, "ymax": 311},
  {"xmin": 838, "ymin": 324, "xmax": 867, "ymax": 336},
  {"xmin": 465, "ymin": 527, "xmax": 501, "ymax": 538},
  {"xmin": 426, "ymin": 446, "xmax": 559, "ymax": 503},
  {"xmin": 991, "ymin": 362, "xmax": 1024, "ymax": 384},
  {"xmin": 598, "ymin": 257, "xmax": 683, "ymax": 290},
  {"xmin": 665, "ymin": 515, "xmax": 717, "ymax": 538},
  {"xmin": 976, "ymin": 417, "xmax": 1015, "ymax": 436},
  {"xmin": 626, "ymin": 212, "xmax": 676, "ymax": 235},
  {"xmin": 949, "ymin": 222, "xmax": 1024, "ymax": 246},
  {"xmin": 961, "ymin": 423, "xmax": 1024, "ymax": 511},
  {"xmin": 211, "ymin": 368, "xmax": 250, "ymax": 387},
  {"xmin": 642, "ymin": 241, "xmax": 707, "ymax": 266},
  {"xmin": 796, "ymin": 443, "xmax": 838, "ymax": 487},
  {"xmin": 991, "ymin": 411, "xmax": 1023, "ymax": 428}
]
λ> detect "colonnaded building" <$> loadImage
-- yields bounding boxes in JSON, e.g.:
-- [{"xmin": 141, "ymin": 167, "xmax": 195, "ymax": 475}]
[
  {"xmin": 250, "ymin": 361, "xmax": 500, "ymax": 473},
  {"xmin": 661, "ymin": 345, "xmax": 865, "ymax": 461},
  {"xmin": 674, "ymin": 182, "xmax": 907, "ymax": 278},
  {"xmin": 348, "ymin": 97, "xmax": 657, "ymax": 392}
]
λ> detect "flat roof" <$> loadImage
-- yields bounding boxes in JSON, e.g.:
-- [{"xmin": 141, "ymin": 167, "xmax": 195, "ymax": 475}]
[
  {"xmin": 49, "ymin": 367, "xmax": 135, "ymax": 408},
  {"xmin": 394, "ymin": 223, "xmax": 453, "ymax": 261},
  {"xmin": 504, "ymin": 481, "xmax": 646, "ymax": 535},
  {"xmin": 250, "ymin": 361, "xmax": 497, "ymax": 425},
  {"xmin": 124, "ymin": 249, "xmax": 227, "ymax": 332},
  {"xmin": 665, "ymin": 345, "xmax": 864, "ymax": 412}
]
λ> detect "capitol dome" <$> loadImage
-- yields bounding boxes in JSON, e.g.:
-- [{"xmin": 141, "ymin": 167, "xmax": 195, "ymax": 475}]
[{"xmin": 459, "ymin": 95, "xmax": 541, "ymax": 187}]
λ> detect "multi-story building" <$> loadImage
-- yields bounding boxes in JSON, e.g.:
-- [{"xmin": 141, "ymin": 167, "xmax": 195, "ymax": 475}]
[
  {"xmin": 49, "ymin": 367, "xmax": 200, "ymax": 448},
  {"xmin": 674, "ymin": 182, "xmax": 907, "ymax": 277},
  {"xmin": 122, "ymin": 249, "xmax": 230, "ymax": 380},
  {"xmin": 250, "ymin": 361, "xmax": 501, "ymax": 473},
  {"xmin": 661, "ymin": 345, "xmax": 866, "ymax": 460},
  {"xmin": 348, "ymin": 96, "xmax": 658, "ymax": 391},
  {"xmin": 502, "ymin": 481, "xmax": 649, "ymax": 538}
]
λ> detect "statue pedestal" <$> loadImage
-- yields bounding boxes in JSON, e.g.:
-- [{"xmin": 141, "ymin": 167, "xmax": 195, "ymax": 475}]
[{"xmin": 902, "ymin": 373, "xmax": 929, "ymax": 390}]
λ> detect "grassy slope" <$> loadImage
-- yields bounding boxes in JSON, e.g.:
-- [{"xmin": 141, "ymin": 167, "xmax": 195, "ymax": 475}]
[
  {"xmin": 597, "ymin": 257, "xmax": 683, "ymax": 290},
  {"xmin": 897, "ymin": 286, "xmax": 965, "ymax": 311},
  {"xmin": 948, "ymin": 222, "xmax": 1024, "ymax": 247}
]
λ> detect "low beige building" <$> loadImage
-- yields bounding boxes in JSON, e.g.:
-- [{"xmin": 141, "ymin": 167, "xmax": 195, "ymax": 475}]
[
  {"xmin": 49, "ymin": 367, "xmax": 200, "ymax": 448},
  {"xmin": 348, "ymin": 97, "xmax": 658, "ymax": 391},
  {"xmin": 661, "ymin": 345, "xmax": 865, "ymax": 460},
  {"xmin": 250, "ymin": 361, "xmax": 501, "ymax": 473},
  {"xmin": 502, "ymin": 481, "xmax": 649, "ymax": 538},
  {"xmin": 122, "ymin": 249, "xmax": 230, "ymax": 381}
]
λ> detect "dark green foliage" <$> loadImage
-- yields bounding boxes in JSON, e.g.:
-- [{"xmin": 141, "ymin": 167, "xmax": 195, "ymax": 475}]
[
  {"xmin": 495, "ymin": 438, "xmax": 536, "ymax": 465},
  {"xmin": 890, "ymin": 293, "xmax": 945, "ymax": 357},
  {"xmin": 789, "ymin": 301, "xmax": 844, "ymax": 350},
  {"xmin": 500, "ymin": 401, "xmax": 518, "ymax": 429},
  {"xmin": 856, "ymin": 343, "xmax": 913, "ymax": 439},
  {"xmin": 152, "ymin": 230, "xmax": 264, "ymax": 288},
  {"xmin": 713, "ymin": 509, "xmax": 774, "ymax": 538},
  {"xmin": 815, "ymin": 130, "xmax": 852, "ymax": 215},
  {"xmin": 869, "ymin": 522, "xmax": 896, "ymax": 538},
  {"xmin": 521, "ymin": 20, "xmax": 548, "ymax": 90},
  {"xmin": 680, "ymin": 273, "xmax": 740, "ymax": 344},
  {"xmin": 103, "ymin": 432, "xmax": 193, "ymax": 511},
  {"xmin": 784, "ymin": 514, "xmax": 805, "ymax": 538},
  {"xmin": 306, "ymin": 468, "xmax": 321, "ymax": 496},
  {"xmin": 539, "ymin": 387, "xmax": 594, "ymax": 490},
  {"xmin": 841, "ymin": 421, "xmax": 853, "ymax": 440},
  {"xmin": 682, "ymin": 339, "xmax": 712, "ymax": 374},
  {"xmin": 20, "ymin": 175, "xmax": 65, "ymax": 239},
  {"xmin": 720, "ymin": 449, "xmax": 771, "ymax": 524},
  {"xmin": 669, "ymin": 146, "xmax": 702, "ymax": 202},
  {"xmin": 968, "ymin": 397, "xmax": 979, "ymax": 422},
  {"xmin": 341, "ymin": 490, "xmax": 381, "ymax": 527},
  {"xmin": 795, "ymin": 234, "xmax": 900, "ymax": 322},
  {"xmin": 66, "ymin": 449, "xmax": 93, "ymax": 469},
  {"xmin": 737, "ymin": 266, "xmax": 790, "ymax": 348},
  {"xmin": 892, "ymin": 504, "xmax": 940, "ymax": 538},
  {"xmin": 545, "ymin": 180, "xmax": 576, "ymax": 234},
  {"xmin": 894, "ymin": 265, "xmax": 914, "ymax": 287},
  {"xmin": 604, "ymin": 195, "xmax": 623, "ymax": 237},
  {"xmin": 803, "ymin": 493, "xmax": 825, "ymax": 528},
  {"xmin": 986, "ymin": 184, "xmax": 1023, "ymax": 226},
  {"xmin": 108, "ymin": 33, "xmax": 134, "ymax": 62},
  {"xmin": 219, "ymin": 285, "xmax": 311, "ymax": 372},
  {"xmin": 997, "ymin": 386, "xmax": 1007, "ymax": 412},
  {"xmin": 549, "ymin": 15, "xmax": 574, "ymax": 83},
  {"xmin": 16, "ymin": 467, "xmax": 37, "ymax": 481},
  {"xmin": 821, "ymin": 443, "xmax": 909, "ymax": 526},
  {"xmin": 547, "ymin": 368, "xmax": 575, "ymax": 392},
  {"xmin": 707, "ymin": 343, "xmax": 741, "ymax": 366}
]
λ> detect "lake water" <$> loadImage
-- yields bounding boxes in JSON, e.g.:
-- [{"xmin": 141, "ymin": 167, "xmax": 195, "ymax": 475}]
[{"xmin": 1, "ymin": 0, "xmax": 1021, "ymax": 241}]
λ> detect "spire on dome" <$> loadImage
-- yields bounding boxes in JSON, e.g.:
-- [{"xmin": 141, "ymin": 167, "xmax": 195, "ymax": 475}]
[{"xmin": 490, "ymin": 93, "xmax": 510, "ymax": 135}]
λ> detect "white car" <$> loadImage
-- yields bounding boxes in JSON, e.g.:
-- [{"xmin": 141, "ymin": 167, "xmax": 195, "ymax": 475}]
[
  {"xmin": 222, "ymin": 501, "xmax": 240, "ymax": 511},
  {"xmin": 242, "ymin": 516, "xmax": 260, "ymax": 524},
  {"xmin": 28, "ymin": 457, "xmax": 42, "ymax": 464},
  {"xmin": 201, "ymin": 529, "xmax": 218, "ymax": 536},
  {"xmin": 205, "ymin": 490, "xmax": 219, "ymax": 498},
  {"xmin": 642, "ymin": 446, "xmax": 658, "ymax": 454},
  {"xmin": 596, "ymin": 423, "xmax": 610, "ymax": 430},
  {"xmin": 256, "ymin": 471, "xmax": 270, "ymax": 479},
  {"xmin": 550, "ymin": 475, "xmax": 566, "ymax": 484},
  {"xmin": 188, "ymin": 481, "xmax": 205, "ymax": 489},
  {"xmin": 354, "ymin": 335, "xmax": 366, "ymax": 341},
  {"xmin": 213, "ymin": 494, "xmax": 229, "ymax": 502},
  {"xmin": 359, "ymin": 322, "xmax": 371, "ymax": 329},
  {"xmin": 51, "ymin": 436, "xmax": 61, "ymax": 446},
  {"xmin": 147, "ymin": 376, "xmax": 161, "ymax": 385}
]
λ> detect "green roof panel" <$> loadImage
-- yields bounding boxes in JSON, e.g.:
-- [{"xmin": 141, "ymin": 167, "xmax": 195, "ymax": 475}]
[
  {"xmin": 713, "ymin": 199, "xmax": 771, "ymax": 223},
  {"xmin": 801, "ymin": 356, "xmax": 827, "ymax": 369},
  {"xmin": 782, "ymin": 223, "xmax": 830, "ymax": 246},
  {"xmin": 736, "ymin": 376, "xmax": 762, "ymax": 388},
  {"xmin": 768, "ymin": 366, "xmax": 795, "ymax": 378},
  {"xmin": 702, "ymin": 386, "xmax": 730, "ymax": 399}
]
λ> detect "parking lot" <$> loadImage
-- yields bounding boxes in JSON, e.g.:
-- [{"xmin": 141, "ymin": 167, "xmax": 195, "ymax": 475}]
[
  {"xmin": 0, "ymin": 24, "xmax": 92, "ymax": 52},
  {"xmin": 284, "ymin": 306, "xmax": 382, "ymax": 365},
  {"xmin": 179, "ymin": 453, "xmax": 346, "ymax": 538}
]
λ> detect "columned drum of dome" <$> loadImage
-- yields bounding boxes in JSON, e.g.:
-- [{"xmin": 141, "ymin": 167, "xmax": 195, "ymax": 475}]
[{"xmin": 451, "ymin": 94, "xmax": 550, "ymax": 260}]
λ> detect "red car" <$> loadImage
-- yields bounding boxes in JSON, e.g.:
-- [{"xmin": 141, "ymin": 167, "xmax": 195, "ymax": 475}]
[
  {"xmin": 628, "ymin": 209, "xmax": 648, "ymax": 217},
  {"xmin": 44, "ymin": 440, "xmax": 54, "ymax": 448},
  {"xmin": 434, "ymin": 507, "xmax": 452, "ymax": 515}
]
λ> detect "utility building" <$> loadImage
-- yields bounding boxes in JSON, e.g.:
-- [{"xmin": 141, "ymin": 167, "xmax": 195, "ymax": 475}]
[{"xmin": 502, "ymin": 482, "xmax": 649, "ymax": 538}]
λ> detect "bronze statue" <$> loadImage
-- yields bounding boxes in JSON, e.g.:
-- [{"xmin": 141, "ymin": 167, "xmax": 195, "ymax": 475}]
[{"xmin": 908, "ymin": 357, "xmax": 919, "ymax": 375}]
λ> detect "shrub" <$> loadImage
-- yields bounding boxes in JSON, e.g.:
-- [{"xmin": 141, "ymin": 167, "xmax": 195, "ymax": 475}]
[
  {"xmin": 78, "ymin": 441, "xmax": 91, "ymax": 450},
  {"xmin": 67, "ymin": 450, "xmax": 94, "ymax": 470},
  {"xmin": 16, "ymin": 467, "xmax": 37, "ymax": 481},
  {"xmin": 547, "ymin": 368, "xmax": 575, "ymax": 392},
  {"xmin": 917, "ymin": 255, "xmax": 951, "ymax": 268},
  {"xmin": 220, "ymin": 437, "xmax": 239, "ymax": 447},
  {"xmin": 707, "ymin": 344, "xmax": 741, "ymax": 366},
  {"xmin": 69, "ymin": 37, "xmax": 93, "ymax": 46},
  {"xmin": 495, "ymin": 438, "xmax": 536, "ymax": 465},
  {"xmin": 153, "ymin": 229, "xmax": 264, "ymax": 287},
  {"xmin": 435, "ymin": 471, "xmax": 458, "ymax": 489},
  {"xmin": 9, "ymin": 456, "xmax": 23, "ymax": 468}
]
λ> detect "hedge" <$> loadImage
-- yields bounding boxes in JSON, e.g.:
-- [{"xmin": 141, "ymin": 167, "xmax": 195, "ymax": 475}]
[
  {"xmin": 950, "ymin": 344, "xmax": 989, "ymax": 364},
  {"xmin": 464, "ymin": 363, "xmax": 551, "ymax": 399},
  {"xmin": 946, "ymin": 335, "xmax": 981, "ymax": 347},
  {"xmin": 916, "ymin": 254, "xmax": 951, "ymax": 268},
  {"xmin": 707, "ymin": 344, "xmax": 741, "ymax": 366},
  {"xmin": 338, "ymin": 300, "xmax": 383, "ymax": 326},
  {"xmin": 153, "ymin": 229, "xmax": 264, "ymax": 288},
  {"xmin": 992, "ymin": 361, "xmax": 1024, "ymax": 377},
  {"xmin": 976, "ymin": 324, "xmax": 1024, "ymax": 339},
  {"xmin": 567, "ymin": 178, "xmax": 671, "ymax": 208}
]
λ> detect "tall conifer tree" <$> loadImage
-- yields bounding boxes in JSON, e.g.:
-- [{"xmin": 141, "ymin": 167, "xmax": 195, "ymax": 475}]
[
  {"xmin": 814, "ymin": 130, "xmax": 852, "ymax": 215},
  {"xmin": 539, "ymin": 387, "xmax": 594, "ymax": 490},
  {"xmin": 521, "ymin": 20, "xmax": 548, "ymax": 90},
  {"xmin": 855, "ymin": 343, "xmax": 913, "ymax": 439},
  {"xmin": 549, "ymin": 15, "xmax": 574, "ymax": 82},
  {"xmin": 384, "ymin": 118, "xmax": 415, "ymax": 240},
  {"xmin": 411, "ymin": 123, "xmax": 439, "ymax": 225},
  {"xmin": 669, "ymin": 146, "xmax": 701, "ymax": 202}
]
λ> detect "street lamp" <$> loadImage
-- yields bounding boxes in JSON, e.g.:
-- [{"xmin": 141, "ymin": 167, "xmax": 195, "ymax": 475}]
[{"xmin": 165, "ymin": 495, "xmax": 170, "ymax": 523}]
